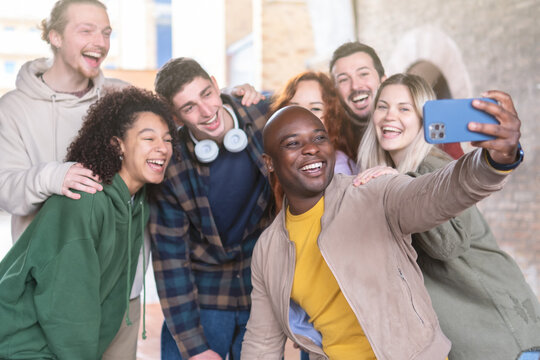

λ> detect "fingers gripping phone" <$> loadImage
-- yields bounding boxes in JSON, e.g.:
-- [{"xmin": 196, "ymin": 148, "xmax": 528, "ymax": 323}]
[{"xmin": 423, "ymin": 98, "xmax": 499, "ymax": 144}]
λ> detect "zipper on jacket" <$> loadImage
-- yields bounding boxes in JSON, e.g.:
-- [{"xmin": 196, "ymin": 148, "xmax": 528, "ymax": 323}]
[{"xmin": 398, "ymin": 267, "xmax": 425, "ymax": 325}]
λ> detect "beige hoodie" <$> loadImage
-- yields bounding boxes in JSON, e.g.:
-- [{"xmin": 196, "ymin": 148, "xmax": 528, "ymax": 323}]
[{"xmin": 0, "ymin": 58, "xmax": 127, "ymax": 241}]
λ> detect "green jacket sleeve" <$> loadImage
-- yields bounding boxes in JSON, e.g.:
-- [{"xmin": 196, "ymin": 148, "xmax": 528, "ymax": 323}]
[{"xmin": 34, "ymin": 239, "xmax": 102, "ymax": 360}]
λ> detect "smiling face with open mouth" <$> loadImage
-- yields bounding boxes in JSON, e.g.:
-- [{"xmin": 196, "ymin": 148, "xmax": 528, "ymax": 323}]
[
  {"xmin": 172, "ymin": 76, "xmax": 233, "ymax": 145},
  {"xmin": 117, "ymin": 112, "xmax": 173, "ymax": 195},
  {"xmin": 263, "ymin": 106, "xmax": 335, "ymax": 214},
  {"xmin": 372, "ymin": 84, "xmax": 422, "ymax": 165},
  {"xmin": 50, "ymin": 2, "xmax": 111, "ymax": 82},
  {"xmin": 332, "ymin": 51, "xmax": 384, "ymax": 124}
]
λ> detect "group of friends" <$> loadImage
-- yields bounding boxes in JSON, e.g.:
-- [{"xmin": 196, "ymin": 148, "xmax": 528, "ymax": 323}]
[{"xmin": 0, "ymin": 1, "xmax": 539, "ymax": 359}]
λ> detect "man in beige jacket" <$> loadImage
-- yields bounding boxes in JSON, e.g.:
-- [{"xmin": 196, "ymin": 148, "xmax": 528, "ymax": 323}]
[{"xmin": 241, "ymin": 91, "xmax": 522, "ymax": 359}]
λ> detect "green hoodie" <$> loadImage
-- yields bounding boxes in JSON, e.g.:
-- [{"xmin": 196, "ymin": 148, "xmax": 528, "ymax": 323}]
[{"xmin": 0, "ymin": 174, "xmax": 147, "ymax": 359}]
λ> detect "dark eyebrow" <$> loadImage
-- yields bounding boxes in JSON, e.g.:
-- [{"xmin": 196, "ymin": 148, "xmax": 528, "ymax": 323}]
[
  {"xmin": 138, "ymin": 128, "xmax": 172, "ymax": 137},
  {"xmin": 278, "ymin": 133, "xmax": 298, "ymax": 145},
  {"xmin": 355, "ymin": 66, "xmax": 371, "ymax": 72},
  {"xmin": 199, "ymin": 85, "xmax": 212, "ymax": 96},
  {"xmin": 138, "ymin": 128, "xmax": 157, "ymax": 135},
  {"xmin": 336, "ymin": 66, "xmax": 370, "ymax": 78},
  {"xmin": 177, "ymin": 101, "xmax": 196, "ymax": 112},
  {"xmin": 278, "ymin": 127, "xmax": 327, "ymax": 144}
]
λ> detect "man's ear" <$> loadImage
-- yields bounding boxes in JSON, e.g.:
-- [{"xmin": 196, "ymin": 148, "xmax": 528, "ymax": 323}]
[
  {"xmin": 262, "ymin": 153, "xmax": 274, "ymax": 173},
  {"xmin": 172, "ymin": 113, "xmax": 184, "ymax": 127},
  {"xmin": 210, "ymin": 75, "xmax": 220, "ymax": 90},
  {"xmin": 49, "ymin": 29, "xmax": 62, "ymax": 49}
]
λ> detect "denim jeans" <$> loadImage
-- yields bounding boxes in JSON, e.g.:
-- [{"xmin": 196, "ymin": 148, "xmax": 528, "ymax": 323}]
[{"xmin": 161, "ymin": 308, "xmax": 250, "ymax": 360}]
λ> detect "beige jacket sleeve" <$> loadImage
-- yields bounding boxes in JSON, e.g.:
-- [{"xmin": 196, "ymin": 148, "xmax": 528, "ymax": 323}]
[
  {"xmin": 383, "ymin": 148, "xmax": 509, "ymax": 237},
  {"xmin": 0, "ymin": 112, "xmax": 74, "ymax": 216}
]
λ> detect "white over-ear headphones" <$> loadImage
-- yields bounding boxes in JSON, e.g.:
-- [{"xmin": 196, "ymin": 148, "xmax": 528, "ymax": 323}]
[{"xmin": 188, "ymin": 105, "xmax": 248, "ymax": 163}]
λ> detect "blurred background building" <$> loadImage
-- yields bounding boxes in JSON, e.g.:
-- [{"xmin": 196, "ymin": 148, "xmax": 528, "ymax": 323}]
[
  {"xmin": 1, "ymin": 0, "xmax": 538, "ymax": 305},
  {"xmin": 1, "ymin": 1, "xmax": 538, "ymax": 358}
]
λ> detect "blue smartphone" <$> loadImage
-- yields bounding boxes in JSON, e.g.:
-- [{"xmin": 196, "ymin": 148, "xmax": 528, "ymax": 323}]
[
  {"xmin": 423, "ymin": 98, "xmax": 499, "ymax": 144},
  {"xmin": 516, "ymin": 349, "xmax": 540, "ymax": 360}
]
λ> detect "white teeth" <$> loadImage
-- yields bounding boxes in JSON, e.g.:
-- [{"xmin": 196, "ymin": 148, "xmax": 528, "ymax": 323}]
[
  {"xmin": 352, "ymin": 94, "xmax": 368, "ymax": 102},
  {"xmin": 382, "ymin": 126, "xmax": 402, "ymax": 134},
  {"xmin": 301, "ymin": 162, "xmax": 322, "ymax": 171},
  {"xmin": 202, "ymin": 114, "xmax": 217, "ymax": 125},
  {"xmin": 147, "ymin": 160, "xmax": 165, "ymax": 166},
  {"xmin": 83, "ymin": 51, "xmax": 101, "ymax": 59}
]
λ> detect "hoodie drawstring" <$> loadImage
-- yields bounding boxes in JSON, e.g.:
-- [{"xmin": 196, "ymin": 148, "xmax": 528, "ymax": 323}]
[
  {"xmin": 140, "ymin": 200, "xmax": 147, "ymax": 340},
  {"xmin": 124, "ymin": 199, "xmax": 147, "ymax": 340},
  {"xmin": 51, "ymin": 94, "xmax": 57, "ymax": 160},
  {"xmin": 125, "ymin": 202, "xmax": 133, "ymax": 326}
]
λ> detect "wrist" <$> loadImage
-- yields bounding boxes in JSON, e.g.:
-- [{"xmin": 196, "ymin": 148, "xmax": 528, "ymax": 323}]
[{"xmin": 485, "ymin": 143, "xmax": 524, "ymax": 172}]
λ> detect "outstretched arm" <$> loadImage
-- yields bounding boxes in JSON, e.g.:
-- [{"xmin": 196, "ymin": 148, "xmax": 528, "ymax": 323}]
[{"xmin": 386, "ymin": 91, "xmax": 522, "ymax": 237}]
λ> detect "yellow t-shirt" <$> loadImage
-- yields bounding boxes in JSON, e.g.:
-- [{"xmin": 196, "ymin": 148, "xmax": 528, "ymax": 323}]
[{"xmin": 286, "ymin": 197, "xmax": 376, "ymax": 360}]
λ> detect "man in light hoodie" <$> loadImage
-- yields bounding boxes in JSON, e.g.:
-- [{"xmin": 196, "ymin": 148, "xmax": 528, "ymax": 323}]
[
  {"xmin": 0, "ymin": 0, "xmax": 125, "ymax": 241},
  {"xmin": 0, "ymin": 1, "xmax": 139, "ymax": 359}
]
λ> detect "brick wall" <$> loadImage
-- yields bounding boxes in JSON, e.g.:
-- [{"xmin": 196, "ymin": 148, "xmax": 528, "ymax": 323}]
[
  {"xmin": 353, "ymin": 0, "xmax": 540, "ymax": 296},
  {"xmin": 226, "ymin": 0, "xmax": 253, "ymax": 45},
  {"xmin": 259, "ymin": 0, "xmax": 315, "ymax": 92},
  {"xmin": 248, "ymin": 0, "xmax": 539, "ymax": 294}
]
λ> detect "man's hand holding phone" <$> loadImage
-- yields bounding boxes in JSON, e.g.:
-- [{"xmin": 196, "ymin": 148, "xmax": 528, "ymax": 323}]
[{"xmin": 469, "ymin": 90, "xmax": 521, "ymax": 165}]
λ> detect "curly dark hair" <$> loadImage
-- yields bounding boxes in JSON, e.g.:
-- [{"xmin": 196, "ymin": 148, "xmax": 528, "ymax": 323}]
[
  {"xmin": 329, "ymin": 41, "xmax": 385, "ymax": 79},
  {"xmin": 66, "ymin": 86, "xmax": 177, "ymax": 184}
]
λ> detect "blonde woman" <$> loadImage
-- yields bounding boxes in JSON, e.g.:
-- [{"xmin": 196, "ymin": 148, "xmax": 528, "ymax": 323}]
[{"xmin": 357, "ymin": 73, "xmax": 540, "ymax": 360}]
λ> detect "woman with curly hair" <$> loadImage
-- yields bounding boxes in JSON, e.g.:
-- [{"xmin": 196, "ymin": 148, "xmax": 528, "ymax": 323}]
[
  {"xmin": 0, "ymin": 87, "xmax": 175, "ymax": 360},
  {"xmin": 270, "ymin": 71, "xmax": 357, "ymax": 211}
]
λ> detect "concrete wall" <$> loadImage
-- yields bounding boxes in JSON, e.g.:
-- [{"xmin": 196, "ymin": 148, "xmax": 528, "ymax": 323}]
[{"xmin": 353, "ymin": 0, "xmax": 539, "ymax": 296}]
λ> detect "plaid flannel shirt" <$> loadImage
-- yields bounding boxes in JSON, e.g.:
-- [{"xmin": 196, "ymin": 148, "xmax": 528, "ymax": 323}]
[{"xmin": 149, "ymin": 94, "xmax": 274, "ymax": 358}]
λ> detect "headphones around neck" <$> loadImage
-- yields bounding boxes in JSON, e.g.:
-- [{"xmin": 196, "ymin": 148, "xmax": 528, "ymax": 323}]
[{"xmin": 188, "ymin": 105, "xmax": 248, "ymax": 163}]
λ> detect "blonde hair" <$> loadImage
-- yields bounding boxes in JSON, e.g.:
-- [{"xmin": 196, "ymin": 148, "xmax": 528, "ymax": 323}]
[{"xmin": 357, "ymin": 73, "xmax": 436, "ymax": 173}]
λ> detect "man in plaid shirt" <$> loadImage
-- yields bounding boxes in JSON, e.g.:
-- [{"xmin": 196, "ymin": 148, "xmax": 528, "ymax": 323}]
[{"xmin": 151, "ymin": 57, "xmax": 274, "ymax": 360}]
